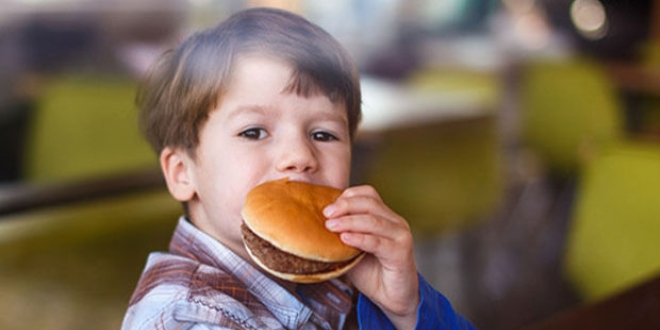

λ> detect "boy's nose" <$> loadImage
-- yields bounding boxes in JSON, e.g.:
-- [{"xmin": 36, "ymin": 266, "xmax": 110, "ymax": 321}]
[{"xmin": 275, "ymin": 138, "xmax": 318, "ymax": 174}]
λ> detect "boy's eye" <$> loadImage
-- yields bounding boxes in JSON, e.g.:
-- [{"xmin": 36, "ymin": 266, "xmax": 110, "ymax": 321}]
[
  {"xmin": 311, "ymin": 131, "xmax": 338, "ymax": 142},
  {"xmin": 239, "ymin": 128, "xmax": 268, "ymax": 140}
]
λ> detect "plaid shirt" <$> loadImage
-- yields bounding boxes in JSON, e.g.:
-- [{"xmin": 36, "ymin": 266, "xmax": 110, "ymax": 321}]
[{"xmin": 122, "ymin": 217, "xmax": 357, "ymax": 330}]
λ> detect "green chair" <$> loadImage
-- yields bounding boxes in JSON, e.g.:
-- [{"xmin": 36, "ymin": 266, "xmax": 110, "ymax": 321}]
[
  {"xmin": 521, "ymin": 56, "xmax": 660, "ymax": 302},
  {"xmin": 519, "ymin": 58, "xmax": 624, "ymax": 176},
  {"xmin": 518, "ymin": 57, "xmax": 660, "ymax": 303},
  {"xmin": 564, "ymin": 142, "xmax": 660, "ymax": 302},
  {"xmin": 22, "ymin": 75, "xmax": 157, "ymax": 183}
]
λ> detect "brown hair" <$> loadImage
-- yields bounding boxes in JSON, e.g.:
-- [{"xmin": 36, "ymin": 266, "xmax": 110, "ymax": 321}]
[{"xmin": 137, "ymin": 7, "xmax": 362, "ymax": 156}]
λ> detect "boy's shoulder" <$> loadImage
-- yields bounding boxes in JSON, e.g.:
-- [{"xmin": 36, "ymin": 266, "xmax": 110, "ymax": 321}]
[
  {"xmin": 132, "ymin": 252, "xmax": 262, "ymax": 305},
  {"xmin": 127, "ymin": 253, "xmax": 198, "ymax": 307},
  {"xmin": 123, "ymin": 252, "xmax": 277, "ymax": 330}
]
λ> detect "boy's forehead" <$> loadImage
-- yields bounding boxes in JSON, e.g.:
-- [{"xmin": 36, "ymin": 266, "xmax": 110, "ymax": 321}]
[
  {"xmin": 224, "ymin": 55, "xmax": 346, "ymax": 108},
  {"xmin": 227, "ymin": 55, "xmax": 292, "ymax": 89}
]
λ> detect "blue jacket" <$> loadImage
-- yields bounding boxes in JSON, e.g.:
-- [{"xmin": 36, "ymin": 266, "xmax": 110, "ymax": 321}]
[{"xmin": 358, "ymin": 274, "xmax": 476, "ymax": 329}]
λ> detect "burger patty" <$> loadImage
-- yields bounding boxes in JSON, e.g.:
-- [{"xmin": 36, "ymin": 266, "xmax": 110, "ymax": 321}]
[{"xmin": 241, "ymin": 223, "xmax": 358, "ymax": 275}]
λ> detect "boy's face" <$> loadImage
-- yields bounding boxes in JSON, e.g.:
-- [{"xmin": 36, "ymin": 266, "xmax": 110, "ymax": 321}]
[{"xmin": 172, "ymin": 55, "xmax": 352, "ymax": 259}]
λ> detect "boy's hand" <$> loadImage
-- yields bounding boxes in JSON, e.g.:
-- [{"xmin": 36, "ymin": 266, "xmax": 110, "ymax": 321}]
[{"xmin": 324, "ymin": 185, "xmax": 419, "ymax": 330}]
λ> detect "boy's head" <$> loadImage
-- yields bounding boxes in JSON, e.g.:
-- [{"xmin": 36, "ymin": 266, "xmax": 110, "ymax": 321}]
[
  {"xmin": 137, "ymin": 7, "xmax": 361, "ymax": 157},
  {"xmin": 137, "ymin": 7, "xmax": 362, "ymax": 260}
]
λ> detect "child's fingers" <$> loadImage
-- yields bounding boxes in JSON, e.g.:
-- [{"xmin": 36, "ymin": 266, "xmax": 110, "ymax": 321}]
[
  {"xmin": 333, "ymin": 186, "xmax": 420, "ymax": 323},
  {"xmin": 326, "ymin": 213, "xmax": 412, "ymax": 259},
  {"xmin": 340, "ymin": 230, "xmax": 412, "ymax": 259},
  {"xmin": 323, "ymin": 184, "xmax": 411, "ymax": 254},
  {"xmin": 326, "ymin": 213, "xmax": 388, "ymax": 235},
  {"xmin": 324, "ymin": 186, "xmax": 406, "ymax": 225}
]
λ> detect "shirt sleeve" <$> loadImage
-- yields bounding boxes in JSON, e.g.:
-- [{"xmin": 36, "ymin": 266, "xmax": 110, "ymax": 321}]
[{"xmin": 356, "ymin": 274, "xmax": 477, "ymax": 330}]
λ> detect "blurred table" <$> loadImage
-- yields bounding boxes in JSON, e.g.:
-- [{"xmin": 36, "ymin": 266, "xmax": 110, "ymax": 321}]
[
  {"xmin": 0, "ymin": 168, "xmax": 164, "ymax": 216},
  {"xmin": 526, "ymin": 272, "xmax": 660, "ymax": 330},
  {"xmin": 358, "ymin": 75, "xmax": 499, "ymax": 135}
]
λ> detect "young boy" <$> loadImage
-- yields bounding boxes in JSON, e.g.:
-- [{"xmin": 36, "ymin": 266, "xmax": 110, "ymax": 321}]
[{"xmin": 122, "ymin": 7, "xmax": 475, "ymax": 330}]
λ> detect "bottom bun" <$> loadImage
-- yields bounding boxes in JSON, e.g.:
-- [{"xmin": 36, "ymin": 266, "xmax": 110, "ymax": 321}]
[{"xmin": 245, "ymin": 242, "xmax": 364, "ymax": 283}]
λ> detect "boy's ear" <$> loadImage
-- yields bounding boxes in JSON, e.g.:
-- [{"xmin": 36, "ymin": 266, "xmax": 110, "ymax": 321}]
[{"xmin": 160, "ymin": 147, "xmax": 196, "ymax": 202}]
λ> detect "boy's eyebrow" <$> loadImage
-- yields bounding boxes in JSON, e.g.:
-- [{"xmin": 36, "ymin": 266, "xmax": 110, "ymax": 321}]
[
  {"xmin": 225, "ymin": 104, "xmax": 269, "ymax": 120},
  {"xmin": 315, "ymin": 109, "xmax": 349, "ymax": 124},
  {"xmin": 226, "ymin": 104, "xmax": 348, "ymax": 123}
]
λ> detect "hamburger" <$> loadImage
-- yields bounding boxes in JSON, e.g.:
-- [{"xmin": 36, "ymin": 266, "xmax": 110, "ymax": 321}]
[{"xmin": 241, "ymin": 178, "xmax": 364, "ymax": 283}]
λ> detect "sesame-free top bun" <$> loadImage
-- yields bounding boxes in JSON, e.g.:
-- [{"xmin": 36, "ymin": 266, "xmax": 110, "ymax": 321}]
[{"xmin": 241, "ymin": 178, "xmax": 361, "ymax": 262}]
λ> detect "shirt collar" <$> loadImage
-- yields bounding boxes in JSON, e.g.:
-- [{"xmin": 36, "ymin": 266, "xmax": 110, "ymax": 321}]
[{"xmin": 169, "ymin": 217, "xmax": 328, "ymax": 329}]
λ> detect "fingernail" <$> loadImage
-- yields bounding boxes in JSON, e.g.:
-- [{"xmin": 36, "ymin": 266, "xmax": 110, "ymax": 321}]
[
  {"xmin": 323, "ymin": 205, "xmax": 336, "ymax": 217},
  {"xmin": 326, "ymin": 219, "xmax": 339, "ymax": 230},
  {"xmin": 340, "ymin": 232, "xmax": 353, "ymax": 244}
]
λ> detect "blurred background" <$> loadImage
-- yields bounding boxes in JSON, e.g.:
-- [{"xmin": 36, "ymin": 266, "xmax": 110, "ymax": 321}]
[{"xmin": 1, "ymin": 0, "xmax": 659, "ymax": 329}]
